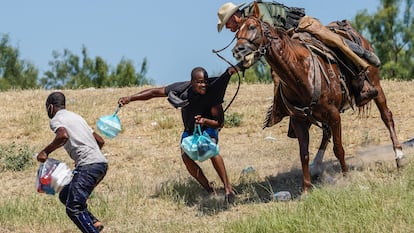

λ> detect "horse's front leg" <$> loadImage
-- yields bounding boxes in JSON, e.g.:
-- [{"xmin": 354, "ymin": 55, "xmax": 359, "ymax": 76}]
[
  {"xmin": 372, "ymin": 84, "xmax": 405, "ymax": 167},
  {"xmin": 290, "ymin": 118, "xmax": 312, "ymax": 193},
  {"xmin": 329, "ymin": 112, "xmax": 348, "ymax": 174},
  {"xmin": 310, "ymin": 123, "xmax": 332, "ymax": 177}
]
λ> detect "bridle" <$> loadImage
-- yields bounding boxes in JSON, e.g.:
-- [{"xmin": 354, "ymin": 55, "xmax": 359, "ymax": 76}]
[
  {"xmin": 211, "ymin": 17, "xmax": 273, "ymax": 113},
  {"xmin": 234, "ymin": 16, "xmax": 272, "ymax": 62}
]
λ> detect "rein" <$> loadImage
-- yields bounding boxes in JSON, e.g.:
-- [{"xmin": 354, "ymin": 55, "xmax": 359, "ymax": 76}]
[{"xmin": 212, "ymin": 38, "xmax": 242, "ymax": 113}]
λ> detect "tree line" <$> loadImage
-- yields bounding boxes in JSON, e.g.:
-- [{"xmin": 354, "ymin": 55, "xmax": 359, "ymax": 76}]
[
  {"xmin": 0, "ymin": 34, "xmax": 153, "ymax": 91},
  {"xmin": 354, "ymin": 0, "xmax": 414, "ymax": 81},
  {"xmin": 0, "ymin": 0, "xmax": 412, "ymax": 91}
]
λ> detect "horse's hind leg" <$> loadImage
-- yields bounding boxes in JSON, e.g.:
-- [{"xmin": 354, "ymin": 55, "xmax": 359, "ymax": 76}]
[
  {"xmin": 372, "ymin": 83, "xmax": 405, "ymax": 167},
  {"xmin": 329, "ymin": 112, "xmax": 348, "ymax": 174},
  {"xmin": 311, "ymin": 123, "xmax": 332, "ymax": 177}
]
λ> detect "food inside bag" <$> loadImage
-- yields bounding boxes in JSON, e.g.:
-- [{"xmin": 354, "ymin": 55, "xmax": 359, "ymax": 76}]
[
  {"xmin": 180, "ymin": 125, "xmax": 219, "ymax": 162},
  {"xmin": 36, "ymin": 158, "xmax": 73, "ymax": 195}
]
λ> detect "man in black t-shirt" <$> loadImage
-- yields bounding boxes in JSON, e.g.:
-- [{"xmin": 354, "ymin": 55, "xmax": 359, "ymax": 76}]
[{"xmin": 118, "ymin": 66, "xmax": 238, "ymax": 202}]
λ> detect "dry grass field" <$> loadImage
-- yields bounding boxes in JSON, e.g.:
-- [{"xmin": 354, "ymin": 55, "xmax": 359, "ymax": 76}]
[{"xmin": 0, "ymin": 80, "xmax": 413, "ymax": 232}]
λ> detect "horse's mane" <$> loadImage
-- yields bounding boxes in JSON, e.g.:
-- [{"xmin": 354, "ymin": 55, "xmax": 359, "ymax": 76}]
[{"xmin": 261, "ymin": 21, "xmax": 306, "ymax": 66}]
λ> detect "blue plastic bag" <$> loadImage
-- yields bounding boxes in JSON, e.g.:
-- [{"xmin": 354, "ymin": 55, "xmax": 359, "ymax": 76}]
[
  {"xmin": 181, "ymin": 125, "xmax": 219, "ymax": 162},
  {"xmin": 97, "ymin": 105, "xmax": 122, "ymax": 139}
]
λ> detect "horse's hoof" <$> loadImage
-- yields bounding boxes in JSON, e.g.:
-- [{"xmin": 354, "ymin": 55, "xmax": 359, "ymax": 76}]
[
  {"xmin": 396, "ymin": 156, "xmax": 410, "ymax": 169},
  {"xmin": 310, "ymin": 162, "xmax": 323, "ymax": 178}
]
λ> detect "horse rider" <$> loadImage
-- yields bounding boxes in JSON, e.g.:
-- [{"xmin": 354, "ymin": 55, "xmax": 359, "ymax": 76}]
[{"xmin": 217, "ymin": 1, "xmax": 380, "ymax": 108}]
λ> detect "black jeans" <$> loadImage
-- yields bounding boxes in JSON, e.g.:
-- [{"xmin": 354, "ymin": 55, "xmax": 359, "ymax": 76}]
[{"xmin": 59, "ymin": 163, "xmax": 108, "ymax": 233}]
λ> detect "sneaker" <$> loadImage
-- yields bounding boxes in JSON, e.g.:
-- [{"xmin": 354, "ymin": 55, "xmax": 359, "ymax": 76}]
[{"xmin": 93, "ymin": 221, "xmax": 104, "ymax": 232}]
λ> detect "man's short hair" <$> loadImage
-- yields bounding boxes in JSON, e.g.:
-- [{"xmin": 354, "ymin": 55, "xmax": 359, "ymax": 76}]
[
  {"xmin": 191, "ymin": 67, "xmax": 208, "ymax": 81},
  {"xmin": 46, "ymin": 91, "xmax": 66, "ymax": 108}
]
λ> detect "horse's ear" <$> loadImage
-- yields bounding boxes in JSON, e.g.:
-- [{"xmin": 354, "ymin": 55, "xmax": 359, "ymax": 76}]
[{"xmin": 252, "ymin": 1, "xmax": 260, "ymax": 18}]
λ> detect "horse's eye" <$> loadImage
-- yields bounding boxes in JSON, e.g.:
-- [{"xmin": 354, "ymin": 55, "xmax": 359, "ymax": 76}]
[{"xmin": 248, "ymin": 25, "xmax": 256, "ymax": 31}]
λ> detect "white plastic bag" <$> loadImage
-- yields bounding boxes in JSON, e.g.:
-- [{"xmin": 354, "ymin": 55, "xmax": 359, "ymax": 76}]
[{"xmin": 36, "ymin": 158, "xmax": 72, "ymax": 195}]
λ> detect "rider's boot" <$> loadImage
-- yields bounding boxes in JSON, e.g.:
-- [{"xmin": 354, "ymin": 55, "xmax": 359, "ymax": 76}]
[
  {"xmin": 362, "ymin": 50, "xmax": 381, "ymax": 67},
  {"xmin": 354, "ymin": 72, "xmax": 378, "ymax": 107},
  {"xmin": 344, "ymin": 39, "xmax": 381, "ymax": 67}
]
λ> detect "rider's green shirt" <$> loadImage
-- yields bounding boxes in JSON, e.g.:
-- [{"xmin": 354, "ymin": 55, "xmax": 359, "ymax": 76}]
[{"xmin": 241, "ymin": 1, "xmax": 305, "ymax": 30}]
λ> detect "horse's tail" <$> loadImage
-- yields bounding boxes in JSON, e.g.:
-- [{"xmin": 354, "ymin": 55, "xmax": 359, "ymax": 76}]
[{"xmin": 263, "ymin": 104, "xmax": 274, "ymax": 129}]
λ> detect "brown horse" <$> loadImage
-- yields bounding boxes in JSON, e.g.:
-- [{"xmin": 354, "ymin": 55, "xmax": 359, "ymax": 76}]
[{"xmin": 232, "ymin": 2, "xmax": 405, "ymax": 192}]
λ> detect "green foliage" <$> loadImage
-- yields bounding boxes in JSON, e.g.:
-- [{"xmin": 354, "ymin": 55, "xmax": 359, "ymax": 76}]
[
  {"xmin": 353, "ymin": 0, "xmax": 414, "ymax": 80},
  {"xmin": 106, "ymin": 56, "xmax": 154, "ymax": 87},
  {"xmin": 0, "ymin": 34, "xmax": 154, "ymax": 90},
  {"xmin": 40, "ymin": 47, "xmax": 154, "ymax": 89},
  {"xmin": 225, "ymin": 112, "xmax": 243, "ymax": 127},
  {"xmin": 0, "ymin": 34, "xmax": 39, "ymax": 90},
  {"xmin": 229, "ymin": 60, "xmax": 273, "ymax": 84},
  {"xmin": 0, "ymin": 142, "xmax": 34, "ymax": 172}
]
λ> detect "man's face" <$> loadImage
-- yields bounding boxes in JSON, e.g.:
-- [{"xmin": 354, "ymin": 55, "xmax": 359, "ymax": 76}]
[
  {"xmin": 191, "ymin": 71, "xmax": 208, "ymax": 95},
  {"xmin": 226, "ymin": 14, "xmax": 241, "ymax": 32}
]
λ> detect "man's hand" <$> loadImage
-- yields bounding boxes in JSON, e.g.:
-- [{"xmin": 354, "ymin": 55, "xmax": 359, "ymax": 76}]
[
  {"xmin": 195, "ymin": 115, "xmax": 205, "ymax": 126},
  {"xmin": 234, "ymin": 61, "xmax": 246, "ymax": 73},
  {"xmin": 228, "ymin": 66, "xmax": 238, "ymax": 75},
  {"xmin": 118, "ymin": 96, "xmax": 131, "ymax": 106},
  {"xmin": 93, "ymin": 132, "xmax": 105, "ymax": 149},
  {"xmin": 37, "ymin": 151, "xmax": 48, "ymax": 163}
]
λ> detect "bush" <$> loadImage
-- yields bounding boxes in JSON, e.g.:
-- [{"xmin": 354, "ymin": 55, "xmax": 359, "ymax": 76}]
[
  {"xmin": 0, "ymin": 142, "xmax": 34, "ymax": 172},
  {"xmin": 225, "ymin": 112, "xmax": 243, "ymax": 127}
]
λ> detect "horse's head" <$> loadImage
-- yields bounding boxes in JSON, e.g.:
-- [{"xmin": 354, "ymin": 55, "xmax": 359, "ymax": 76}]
[{"xmin": 232, "ymin": 2, "xmax": 268, "ymax": 69}]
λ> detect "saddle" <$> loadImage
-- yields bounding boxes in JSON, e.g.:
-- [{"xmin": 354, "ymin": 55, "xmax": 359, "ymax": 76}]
[{"xmin": 263, "ymin": 21, "xmax": 361, "ymax": 129}]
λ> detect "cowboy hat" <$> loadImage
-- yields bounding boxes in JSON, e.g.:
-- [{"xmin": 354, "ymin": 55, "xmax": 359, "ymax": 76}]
[{"xmin": 217, "ymin": 2, "xmax": 245, "ymax": 32}]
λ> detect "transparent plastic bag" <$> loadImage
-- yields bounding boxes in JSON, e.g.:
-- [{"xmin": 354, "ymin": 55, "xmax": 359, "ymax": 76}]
[
  {"xmin": 36, "ymin": 158, "xmax": 73, "ymax": 195},
  {"xmin": 181, "ymin": 125, "xmax": 220, "ymax": 162},
  {"xmin": 97, "ymin": 105, "xmax": 122, "ymax": 139}
]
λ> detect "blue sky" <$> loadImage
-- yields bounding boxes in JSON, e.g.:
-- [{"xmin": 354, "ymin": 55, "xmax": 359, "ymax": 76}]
[{"xmin": 1, "ymin": 0, "xmax": 379, "ymax": 85}]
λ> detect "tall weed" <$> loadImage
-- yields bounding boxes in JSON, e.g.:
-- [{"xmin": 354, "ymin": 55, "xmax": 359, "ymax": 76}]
[{"xmin": 0, "ymin": 142, "xmax": 34, "ymax": 171}]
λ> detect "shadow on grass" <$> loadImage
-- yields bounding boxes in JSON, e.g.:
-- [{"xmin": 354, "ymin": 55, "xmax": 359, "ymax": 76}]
[
  {"xmin": 150, "ymin": 161, "xmax": 342, "ymax": 215},
  {"xmin": 152, "ymin": 178, "xmax": 232, "ymax": 215},
  {"xmin": 150, "ymin": 153, "xmax": 405, "ymax": 216}
]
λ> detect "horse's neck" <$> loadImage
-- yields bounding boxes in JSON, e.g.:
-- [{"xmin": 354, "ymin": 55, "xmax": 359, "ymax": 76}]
[{"xmin": 265, "ymin": 31, "xmax": 310, "ymax": 88}]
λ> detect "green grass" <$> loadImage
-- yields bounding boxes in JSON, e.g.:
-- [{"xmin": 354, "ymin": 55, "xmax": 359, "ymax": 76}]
[
  {"xmin": 226, "ymin": 164, "xmax": 414, "ymax": 233},
  {"xmin": 2, "ymin": 164, "xmax": 413, "ymax": 232},
  {"xmin": 0, "ymin": 83, "xmax": 413, "ymax": 232}
]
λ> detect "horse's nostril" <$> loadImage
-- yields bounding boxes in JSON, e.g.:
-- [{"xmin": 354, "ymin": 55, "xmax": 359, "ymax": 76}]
[
  {"xmin": 233, "ymin": 44, "xmax": 252, "ymax": 61},
  {"xmin": 233, "ymin": 45, "xmax": 245, "ymax": 55}
]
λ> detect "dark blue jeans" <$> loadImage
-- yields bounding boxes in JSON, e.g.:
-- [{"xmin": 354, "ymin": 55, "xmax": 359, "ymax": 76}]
[{"xmin": 59, "ymin": 163, "xmax": 108, "ymax": 233}]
